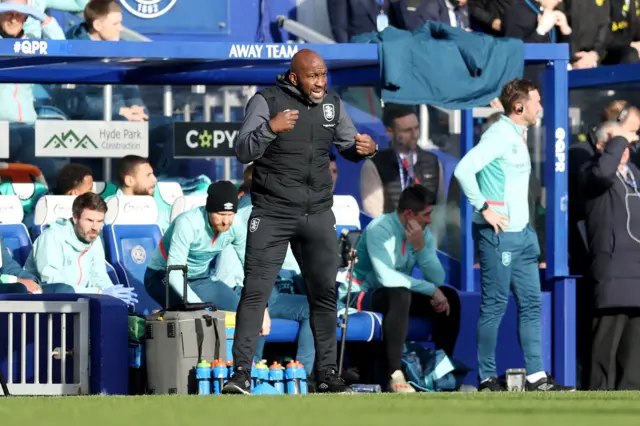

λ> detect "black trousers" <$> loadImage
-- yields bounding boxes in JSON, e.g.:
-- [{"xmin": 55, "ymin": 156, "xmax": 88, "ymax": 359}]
[
  {"xmin": 371, "ymin": 286, "xmax": 461, "ymax": 375},
  {"xmin": 232, "ymin": 208, "xmax": 339, "ymax": 376},
  {"xmin": 590, "ymin": 309, "xmax": 640, "ymax": 390}
]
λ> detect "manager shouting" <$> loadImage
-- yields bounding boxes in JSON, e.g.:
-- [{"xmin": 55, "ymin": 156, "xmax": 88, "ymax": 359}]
[{"xmin": 223, "ymin": 49, "xmax": 377, "ymax": 394}]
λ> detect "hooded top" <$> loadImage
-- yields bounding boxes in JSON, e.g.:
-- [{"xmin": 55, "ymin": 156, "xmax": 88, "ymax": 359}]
[{"xmin": 24, "ymin": 218, "xmax": 114, "ymax": 291}]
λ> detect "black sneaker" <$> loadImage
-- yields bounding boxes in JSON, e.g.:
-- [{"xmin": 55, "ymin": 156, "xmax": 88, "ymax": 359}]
[
  {"xmin": 221, "ymin": 367, "xmax": 252, "ymax": 395},
  {"xmin": 478, "ymin": 377, "xmax": 505, "ymax": 392},
  {"xmin": 316, "ymin": 368, "xmax": 354, "ymax": 393},
  {"xmin": 525, "ymin": 375, "xmax": 575, "ymax": 392}
]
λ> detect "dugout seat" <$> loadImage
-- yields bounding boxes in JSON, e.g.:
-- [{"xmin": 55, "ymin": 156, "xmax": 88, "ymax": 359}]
[
  {"xmin": 32, "ymin": 195, "xmax": 76, "ymax": 238},
  {"xmin": 0, "ymin": 195, "xmax": 32, "ymax": 266},
  {"xmin": 332, "ymin": 195, "xmax": 361, "ymax": 236},
  {"xmin": 170, "ymin": 195, "xmax": 206, "ymax": 223},
  {"xmin": 103, "ymin": 195, "xmax": 162, "ymax": 314},
  {"xmin": 93, "ymin": 181, "xmax": 118, "ymax": 200},
  {"xmin": 154, "ymin": 182, "xmax": 183, "ymax": 232}
]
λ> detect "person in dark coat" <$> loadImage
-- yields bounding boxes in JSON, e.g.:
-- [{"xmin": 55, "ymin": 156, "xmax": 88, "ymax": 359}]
[{"xmin": 584, "ymin": 121, "xmax": 640, "ymax": 391}]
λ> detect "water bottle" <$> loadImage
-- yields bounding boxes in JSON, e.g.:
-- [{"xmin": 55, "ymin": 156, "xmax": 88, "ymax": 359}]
[
  {"xmin": 226, "ymin": 359, "xmax": 234, "ymax": 378},
  {"xmin": 269, "ymin": 362, "xmax": 285, "ymax": 394},
  {"xmin": 296, "ymin": 361, "xmax": 308, "ymax": 395},
  {"xmin": 351, "ymin": 384, "xmax": 382, "ymax": 393},
  {"xmin": 250, "ymin": 362, "xmax": 258, "ymax": 390},
  {"xmin": 196, "ymin": 361, "xmax": 211, "ymax": 395},
  {"xmin": 212, "ymin": 360, "xmax": 228, "ymax": 395},
  {"xmin": 285, "ymin": 361, "xmax": 301, "ymax": 394},
  {"xmin": 257, "ymin": 361, "xmax": 269, "ymax": 385}
]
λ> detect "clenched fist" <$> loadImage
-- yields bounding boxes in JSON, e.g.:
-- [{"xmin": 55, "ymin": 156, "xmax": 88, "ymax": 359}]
[
  {"xmin": 355, "ymin": 133, "xmax": 377, "ymax": 156},
  {"xmin": 269, "ymin": 110, "xmax": 299, "ymax": 133}
]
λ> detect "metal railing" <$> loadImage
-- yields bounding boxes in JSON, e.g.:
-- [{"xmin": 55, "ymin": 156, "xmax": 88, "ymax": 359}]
[{"xmin": 0, "ymin": 299, "xmax": 90, "ymax": 395}]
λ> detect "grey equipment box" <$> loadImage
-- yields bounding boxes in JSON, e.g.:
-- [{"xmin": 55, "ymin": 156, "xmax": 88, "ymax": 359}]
[{"xmin": 145, "ymin": 265, "xmax": 227, "ymax": 395}]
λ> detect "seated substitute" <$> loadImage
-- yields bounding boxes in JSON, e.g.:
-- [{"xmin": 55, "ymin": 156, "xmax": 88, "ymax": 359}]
[
  {"xmin": 346, "ymin": 185, "xmax": 461, "ymax": 393},
  {"xmin": 144, "ymin": 181, "xmax": 270, "ymax": 335},
  {"xmin": 24, "ymin": 192, "xmax": 138, "ymax": 305}
]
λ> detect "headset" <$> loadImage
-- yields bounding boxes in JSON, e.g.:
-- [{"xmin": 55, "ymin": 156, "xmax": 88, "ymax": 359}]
[
  {"xmin": 617, "ymin": 102, "xmax": 631, "ymax": 123},
  {"xmin": 515, "ymin": 104, "xmax": 524, "ymax": 114}
]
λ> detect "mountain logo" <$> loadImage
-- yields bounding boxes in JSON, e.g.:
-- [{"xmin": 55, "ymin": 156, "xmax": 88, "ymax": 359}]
[{"xmin": 43, "ymin": 130, "xmax": 98, "ymax": 150}]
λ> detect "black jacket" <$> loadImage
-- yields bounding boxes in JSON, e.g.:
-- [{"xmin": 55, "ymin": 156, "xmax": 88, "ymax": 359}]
[
  {"xmin": 584, "ymin": 137, "xmax": 640, "ymax": 310},
  {"xmin": 468, "ymin": 0, "xmax": 511, "ymax": 36},
  {"xmin": 235, "ymin": 72, "xmax": 365, "ymax": 216},
  {"xmin": 504, "ymin": 0, "xmax": 554, "ymax": 43},
  {"xmin": 564, "ymin": 0, "xmax": 610, "ymax": 60}
]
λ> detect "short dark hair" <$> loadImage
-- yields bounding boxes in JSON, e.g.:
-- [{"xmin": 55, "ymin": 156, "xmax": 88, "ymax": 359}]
[
  {"xmin": 85, "ymin": 0, "xmax": 121, "ymax": 31},
  {"xmin": 397, "ymin": 185, "xmax": 437, "ymax": 213},
  {"xmin": 383, "ymin": 103, "xmax": 417, "ymax": 128},
  {"xmin": 116, "ymin": 155, "xmax": 150, "ymax": 187},
  {"xmin": 499, "ymin": 79, "xmax": 538, "ymax": 115},
  {"xmin": 56, "ymin": 163, "xmax": 93, "ymax": 195},
  {"xmin": 72, "ymin": 192, "xmax": 107, "ymax": 219}
]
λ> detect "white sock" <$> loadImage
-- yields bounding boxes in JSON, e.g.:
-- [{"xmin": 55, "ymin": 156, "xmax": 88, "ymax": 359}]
[
  {"xmin": 390, "ymin": 370, "xmax": 404, "ymax": 380},
  {"xmin": 526, "ymin": 371, "xmax": 546, "ymax": 383}
]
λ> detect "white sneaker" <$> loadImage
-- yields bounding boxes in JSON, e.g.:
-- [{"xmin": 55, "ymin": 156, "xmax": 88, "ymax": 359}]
[{"xmin": 389, "ymin": 370, "xmax": 416, "ymax": 393}]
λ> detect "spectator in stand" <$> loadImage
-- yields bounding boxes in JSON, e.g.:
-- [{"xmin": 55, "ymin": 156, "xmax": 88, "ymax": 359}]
[
  {"xmin": 386, "ymin": 0, "xmax": 431, "ymax": 32},
  {"xmin": 23, "ymin": 0, "xmax": 84, "ymax": 39},
  {"xmin": 584, "ymin": 122, "xmax": 640, "ymax": 390},
  {"xmin": 54, "ymin": 163, "xmax": 94, "ymax": 196},
  {"xmin": 328, "ymin": 0, "xmax": 388, "ymax": 43},
  {"xmin": 57, "ymin": 0, "xmax": 148, "ymax": 121},
  {"xmin": 504, "ymin": 0, "xmax": 571, "ymax": 43},
  {"xmin": 1, "ymin": 0, "xmax": 66, "ymax": 183},
  {"xmin": 603, "ymin": 0, "xmax": 640, "ymax": 65},
  {"xmin": 24, "ymin": 193, "xmax": 138, "ymax": 304},
  {"xmin": 564, "ymin": 0, "xmax": 610, "ymax": 69},
  {"xmin": 345, "ymin": 185, "xmax": 461, "ymax": 393},
  {"xmin": 468, "ymin": 0, "xmax": 510, "ymax": 36},
  {"xmin": 421, "ymin": 0, "xmax": 470, "ymax": 31}
]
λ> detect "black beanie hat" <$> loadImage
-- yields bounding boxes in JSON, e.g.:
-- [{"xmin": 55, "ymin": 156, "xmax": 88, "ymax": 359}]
[{"xmin": 206, "ymin": 181, "xmax": 238, "ymax": 213}]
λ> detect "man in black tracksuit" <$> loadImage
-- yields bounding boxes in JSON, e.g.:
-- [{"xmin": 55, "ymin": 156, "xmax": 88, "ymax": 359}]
[{"xmin": 222, "ymin": 49, "xmax": 378, "ymax": 394}]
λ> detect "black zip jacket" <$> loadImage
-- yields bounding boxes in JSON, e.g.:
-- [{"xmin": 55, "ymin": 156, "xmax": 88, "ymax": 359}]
[
  {"xmin": 504, "ymin": 0, "xmax": 552, "ymax": 43},
  {"xmin": 235, "ymin": 72, "xmax": 365, "ymax": 216}
]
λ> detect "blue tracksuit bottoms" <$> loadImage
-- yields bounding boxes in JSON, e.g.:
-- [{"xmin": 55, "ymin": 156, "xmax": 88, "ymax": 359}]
[{"xmin": 473, "ymin": 224, "xmax": 543, "ymax": 381}]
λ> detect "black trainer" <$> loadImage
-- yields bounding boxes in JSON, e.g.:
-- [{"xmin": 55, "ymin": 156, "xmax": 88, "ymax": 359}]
[
  {"xmin": 478, "ymin": 377, "xmax": 505, "ymax": 392},
  {"xmin": 525, "ymin": 375, "xmax": 575, "ymax": 392},
  {"xmin": 316, "ymin": 368, "xmax": 354, "ymax": 393},
  {"xmin": 221, "ymin": 367, "xmax": 252, "ymax": 395}
]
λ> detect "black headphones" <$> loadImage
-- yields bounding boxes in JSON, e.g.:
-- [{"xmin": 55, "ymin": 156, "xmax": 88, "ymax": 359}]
[{"xmin": 515, "ymin": 104, "xmax": 524, "ymax": 114}]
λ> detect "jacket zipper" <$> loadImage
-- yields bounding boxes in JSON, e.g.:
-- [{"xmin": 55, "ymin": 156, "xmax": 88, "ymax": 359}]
[
  {"xmin": 305, "ymin": 105, "xmax": 313, "ymax": 215},
  {"xmin": 75, "ymin": 247, "xmax": 90, "ymax": 287}
]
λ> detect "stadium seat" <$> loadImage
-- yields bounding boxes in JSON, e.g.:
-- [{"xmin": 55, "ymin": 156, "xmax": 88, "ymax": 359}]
[
  {"xmin": 170, "ymin": 195, "xmax": 206, "ymax": 223},
  {"xmin": 332, "ymin": 195, "xmax": 361, "ymax": 236},
  {"xmin": 105, "ymin": 261, "xmax": 119, "ymax": 285},
  {"xmin": 154, "ymin": 182, "xmax": 184, "ymax": 231},
  {"xmin": 93, "ymin": 181, "xmax": 118, "ymax": 200},
  {"xmin": 0, "ymin": 195, "xmax": 32, "ymax": 266},
  {"xmin": 0, "ymin": 182, "xmax": 48, "ymax": 217},
  {"xmin": 32, "ymin": 195, "xmax": 76, "ymax": 238},
  {"xmin": 103, "ymin": 195, "xmax": 162, "ymax": 315}
]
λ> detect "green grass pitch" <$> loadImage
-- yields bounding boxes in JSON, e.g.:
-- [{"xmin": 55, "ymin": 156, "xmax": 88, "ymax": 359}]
[{"xmin": 2, "ymin": 393, "xmax": 640, "ymax": 426}]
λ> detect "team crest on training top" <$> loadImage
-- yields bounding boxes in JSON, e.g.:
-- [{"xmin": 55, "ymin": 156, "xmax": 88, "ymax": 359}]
[
  {"xmin": 249, "ymin": 218, "xmax": 260, "ymax": 232},
  {"xmin": 323, "ymin": 104, "xmax": 335, "ymax": 121},
  {"xmin": 121, "ymin": 0, "xmax": 177, "ymax": 19}
]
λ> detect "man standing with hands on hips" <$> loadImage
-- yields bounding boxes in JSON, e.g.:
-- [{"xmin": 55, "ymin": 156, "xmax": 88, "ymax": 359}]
[
  {"xmin": 223, "ymin": 49, "xmax": 378, "ymax": 394},
  {"xmin": 454, "ymin": 79, "xmax": 573, "ymax": 392}
]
